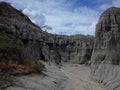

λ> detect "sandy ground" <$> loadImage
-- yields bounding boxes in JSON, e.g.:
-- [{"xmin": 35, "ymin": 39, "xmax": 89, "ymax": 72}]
[
  {"xmin": 5, "ymin": 64, "xmax": 73, "ymax": 90},
  {"xmin": 4, "ymin": 63, "xmax": 105, "ymax": 90},
  {"xmin": 62, "ymin": 64, "xmax": 105, "ymax": 90}
]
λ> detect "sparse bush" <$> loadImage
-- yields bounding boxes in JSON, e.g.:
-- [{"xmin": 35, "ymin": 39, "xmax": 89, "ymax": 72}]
[
  {"xmin": 0, "ymin": 31, "xmax": 23, "ymax": 50},
  {"xmin": 24, "ymin": 59, "xmax": 36, "ymax": 68},
  {"xmin": 0, "ymin": 31, "xmax": 45, "ymax": 75},
  {"xmin": 0, "ymin": 31, "xmax": 24, "ymax": 63},
  {"xmin": 0, "ymin": 59, "xmax": 45, "ymax": 75},
  {"xmin": 34, "ymin": 62, "xmax": 45, "ymax": 73}
]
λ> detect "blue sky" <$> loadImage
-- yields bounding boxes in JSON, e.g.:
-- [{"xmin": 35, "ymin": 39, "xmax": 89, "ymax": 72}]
[{"xmin": 0, "ymin": 0, "xmax": 120, "ymax": 35}]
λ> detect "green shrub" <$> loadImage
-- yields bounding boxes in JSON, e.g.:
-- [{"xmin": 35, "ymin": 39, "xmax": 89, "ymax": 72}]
[
  {"xmin": 34, "ymin": 62, "xmax": 45, "ymax": 73},
  {"xmin": 0, "ymin": 32, "xmax": 23, "ymax": 50},
  {"xmin": 0, "ymin": 31, "xmax": 24, "ymax": 63}
]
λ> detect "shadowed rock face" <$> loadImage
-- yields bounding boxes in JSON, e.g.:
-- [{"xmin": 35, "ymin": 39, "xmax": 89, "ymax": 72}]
[
  {"xmin": 91, "ymin": 7, "xmax": 120, "ymax": 90},
  {"xmin": 0, "ymin": 2, "xmax": 94, "ymax": 64}
]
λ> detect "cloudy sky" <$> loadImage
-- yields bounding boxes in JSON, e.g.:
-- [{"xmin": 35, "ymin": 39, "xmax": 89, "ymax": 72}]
[{"xmin": 0, "ymin": 0, "xmax": 120, "ymax": 35}]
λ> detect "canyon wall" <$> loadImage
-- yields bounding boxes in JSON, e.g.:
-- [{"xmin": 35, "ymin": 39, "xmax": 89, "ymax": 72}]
[
  {"xmin": 0, "ymin": 2, "xmax": 94, "ymax": 65},
  {"xmin": 1, "ymin": 2, "xmax": 120, "ymax": 89},
  {"xmin": 91, "ymin": 7, "xmax": 120, "ymax": 90}
]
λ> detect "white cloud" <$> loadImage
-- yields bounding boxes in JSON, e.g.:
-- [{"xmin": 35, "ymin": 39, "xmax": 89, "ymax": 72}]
[
  {"xmin": 112, "ymin": 0, "xmax": 120, "ymax": 7},
  {"xmin": 23, "ymin": 9, "xmax": 46, "ymax": 27},
  {"xmin": 2, "ymin": 0, "xmax": 120, "ymax": 35},
  {"xmin": 44, "ymin": 6, "xmax": 99, "ymax": 35},
  {"xmin": 1, "ymin": 0, "xmax": 99, "ymax": 35},
  {"xmin": 99, "ymin": 0, "xmax": 120, "ymax": 10},
  {"xmin": 99, "ymin": 4, "xmax": 111, "ymax": 10}
]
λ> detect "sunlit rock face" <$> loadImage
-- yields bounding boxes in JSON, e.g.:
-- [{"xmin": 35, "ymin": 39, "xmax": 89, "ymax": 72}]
[
  {"xmin": 0, "ymin": 2, "xmax": 94, "ymax": 65},
  {"xmin": 91, "ymin": 7, "xmax": 120, "ymax": 90}
]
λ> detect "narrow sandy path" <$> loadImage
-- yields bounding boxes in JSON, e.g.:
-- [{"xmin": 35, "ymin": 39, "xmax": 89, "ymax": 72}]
[{"xmin": 62, "ymin": 64, "xmax": 104, "ymax": 90}]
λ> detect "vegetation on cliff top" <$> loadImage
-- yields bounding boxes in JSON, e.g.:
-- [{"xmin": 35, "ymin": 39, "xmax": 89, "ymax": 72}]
[{"xmin": 0, "ymin": 31, "xmax": 45, "ymax": 75}]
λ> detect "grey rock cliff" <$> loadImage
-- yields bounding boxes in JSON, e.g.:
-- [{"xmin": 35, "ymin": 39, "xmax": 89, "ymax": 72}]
[
  {"xmin": 0, "ymin": 2, "xmax": 94, "ymax": 64},
  {"xmin": 91, "ymin": 7, "xmax": 120, "ymax": 90}
]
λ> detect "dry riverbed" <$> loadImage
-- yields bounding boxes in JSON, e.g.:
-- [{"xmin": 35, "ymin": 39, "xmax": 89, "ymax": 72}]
[
  {"xmin": 3, "ymin": 63, "xmax": 105, "ymax": 90},
  {"xmin": 62, "ymin": 64, "xmax": 105, "ymax": 90},
  {"xmin": 3, "ymin": 63, "xmax": 72, "ymax": 90}
]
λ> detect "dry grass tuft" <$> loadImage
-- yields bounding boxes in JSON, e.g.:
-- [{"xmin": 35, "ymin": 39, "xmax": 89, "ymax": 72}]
[{"xmin": 0, "ymin": 59, "xmax": 45, "ymax": 75}]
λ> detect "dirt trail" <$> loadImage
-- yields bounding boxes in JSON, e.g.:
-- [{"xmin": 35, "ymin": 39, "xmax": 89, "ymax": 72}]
[{"xmin": 62, "ymin": 64, "xmax": 105, "ymax": 90}]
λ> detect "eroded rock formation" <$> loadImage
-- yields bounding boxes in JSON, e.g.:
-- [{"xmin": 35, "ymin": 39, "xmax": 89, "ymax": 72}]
[
  {"xmin": 0, "ymin": 2, "xmax": 94, "ymax": 64},
  {"xmin": 91, "ymin": 7, "xmax": 120, "ymax": 90},
  {"xmin": 1, "ymin": 1, "xmax": 120, "ymax": 90}
]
